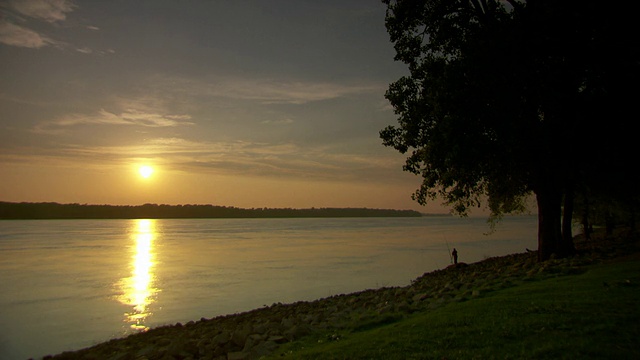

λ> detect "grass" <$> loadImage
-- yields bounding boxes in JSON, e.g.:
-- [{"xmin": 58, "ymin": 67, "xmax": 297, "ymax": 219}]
[{"xmin": 267, "ymin": 258, "xmax": 640, "ymax": 359}]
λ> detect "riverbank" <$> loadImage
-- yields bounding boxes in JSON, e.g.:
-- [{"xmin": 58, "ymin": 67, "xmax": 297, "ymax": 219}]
[{"xmin": 45, "ymin": 229, "xmax": 639, "ymax": 360}]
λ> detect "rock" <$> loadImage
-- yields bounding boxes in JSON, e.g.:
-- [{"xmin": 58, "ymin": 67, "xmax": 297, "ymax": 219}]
[
  {"xmin": 212, "ymin": 330, "xmax": 231, "ymax": 346},
  {"xmin": 284, "ymin": 323, "xmax": 313, "ymax": 341},
  {"xmin": 234, "ymin": 323, "xmax": 254, "ymax": 344},
  {"xmin": 412, "ymin": 293, "xmax": 429, "ymax": 302},
  {"xmin": 252, "ymin": 322, "xmax": 268, "ymax": 334},
  {"xmin": 280, "ymin": 316, "xmax": 295, "ymax": 329},
  {"xmin": 227, "ymin": 351, "xmax": 249, "ymax": 360},
  {"xmin": 267, "ymin": 335, "xmax": 288, "ymax": 344},
  {"xmin": 250, "ymin": 340, "xmax": 279, "ymax": 358},
  {"xmin": 166, "ymin": 338, "xmax": 193, "ymax": 358},
  {"xmin": 396, "ymin": 301, "xmax": 411, "ymax": 312},
  {"xmin": 108, "ymin": 352, "xmax": 135, "ymax": 360},
  {"xmin": 135, "ymin": 345, "xmax": 156, "ymax": 358},
  {"xmin": 155, "ymin": 337, "xmax": 172, "ymax": 347},
  {"xmin": 197, "ymin": 338, "xmax": 214, "ymax": 356},
  {"xmin": 242, "ymin": 334, "xmax": 264, "ymax": 352}
]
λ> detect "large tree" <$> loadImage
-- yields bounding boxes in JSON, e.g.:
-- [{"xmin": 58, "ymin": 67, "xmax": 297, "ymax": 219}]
[{"xmin": 380, "ymin": 0, "xmax": 638, "ymax": 260}]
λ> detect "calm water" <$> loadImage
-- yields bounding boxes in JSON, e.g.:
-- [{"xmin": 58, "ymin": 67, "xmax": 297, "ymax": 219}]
[{"xmin": 0, "ymin": 216, "xmax": 536, "ymax": 359}]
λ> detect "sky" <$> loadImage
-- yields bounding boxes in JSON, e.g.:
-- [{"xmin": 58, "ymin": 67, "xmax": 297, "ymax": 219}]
[{"xmin": 0, "ymin": 0, "xmax": 452, "ymax": 213}]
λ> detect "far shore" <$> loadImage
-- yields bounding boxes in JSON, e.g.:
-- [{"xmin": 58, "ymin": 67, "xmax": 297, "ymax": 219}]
[{"xmin": 0, "ymin": 201, "xmax": 427, "ymax": 220}]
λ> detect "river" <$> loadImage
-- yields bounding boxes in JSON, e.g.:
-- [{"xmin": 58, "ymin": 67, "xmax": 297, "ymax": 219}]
[{"xmin": 0, "ymin": 216, "xmax": 537, "ymax": 359}]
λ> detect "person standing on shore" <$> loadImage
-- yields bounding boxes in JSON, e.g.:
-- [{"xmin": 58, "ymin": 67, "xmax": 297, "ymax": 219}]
[{"xmin": 452, "ymin": 248, "xmax": 458, "ymax": 264}]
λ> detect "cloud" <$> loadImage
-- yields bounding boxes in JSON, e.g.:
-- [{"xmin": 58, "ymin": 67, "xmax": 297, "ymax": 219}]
[
  {"xmin": 130, "ymin": 138, "xmax": 401, "ymax": 181},
  {"xmin": 33, "ymin": 109, "xmax": 194, "ymax": 134},
  {"xmin": 0, "ymin": 20, "xmax": 55, "ymax": 48},
  {"xmin": 0, "ymin": 139, "xmax": 420, "ymax": 212},
  {"xmin": 261, "ymin": 118, "xmax": 294, "ymax": 125},
  {"xmin": 151, "ymin": 75, "xmax": 384, "ymax": 105},
  {"xmin": 377, "ymin": 99, "xmax": 394, "ymax": 112},
  {"xmin": 222, "ymin": 79, "xmax": 382, "ymax": 105},
  {"xmin": 0, "ymin": 1, "xmax": 79, "ymax": 49},
  {"xmin": 7, "ymin": 0, "xmax": 76, "ymax": 23},
  {"xmin": 1, "ymin": 132, "xmax": 409, "ymax": 186},
  {"xmin": 171, "ymin": 140, "xmax": 405, "ymax": 181}
]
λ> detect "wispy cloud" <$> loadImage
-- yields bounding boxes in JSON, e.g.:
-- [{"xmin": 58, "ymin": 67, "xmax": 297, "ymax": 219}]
[
  {"xmin": 261, "ymin": 118, "xmax": 294, "ymax": 125},
  {"xmin": 136, "ymin": 138, "xmax": 401, "ymax": 181},
  {"xmin": 0, "ymin": 0, "xmax": 105, "ymax": 52},
  {"xmin": 0, "ymin": 20, "xmax": 56, "ymax": 48},
  {"xmin": 7, "ymin": 0, "xmax": 76, "ymax": 23},
  {"xmin": 2, "ymin": 135, "xmax": 404, "ymax": 183},
  {"xmin": 151, "ymin": 75, "xmax": 384, "ymax": 105},
  {"xmin": 219, "ymin": 79, "xmax": 382, "ymax": 105},
  {"xmin": 33, "ymin": 109, "xmax": 194, "ymax": 134},
  {"xmin": 377, "ymin": 99, "xmax": 394, "ymax": 112}
]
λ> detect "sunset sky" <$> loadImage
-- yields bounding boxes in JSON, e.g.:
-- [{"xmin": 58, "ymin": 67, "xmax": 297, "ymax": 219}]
[{"xmin": 0, "ymin": 0, "xmax": 452, "ymax": 213}]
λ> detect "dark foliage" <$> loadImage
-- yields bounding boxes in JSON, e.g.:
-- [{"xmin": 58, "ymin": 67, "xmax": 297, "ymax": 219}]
[{"xmin": 380, "ymin": 0, "xmax": 639, "ymax": 260}]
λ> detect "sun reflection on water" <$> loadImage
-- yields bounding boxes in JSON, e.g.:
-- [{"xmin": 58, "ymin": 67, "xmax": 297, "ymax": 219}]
[{"xmin": 117, "ymin": 219, "xmax": 158, "ymax": 331}]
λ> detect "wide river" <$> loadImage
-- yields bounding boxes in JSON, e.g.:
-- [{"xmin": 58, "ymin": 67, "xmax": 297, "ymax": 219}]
[{"xmin": 0, "ymin": 216, "xmax": 537, "ymax": 359}]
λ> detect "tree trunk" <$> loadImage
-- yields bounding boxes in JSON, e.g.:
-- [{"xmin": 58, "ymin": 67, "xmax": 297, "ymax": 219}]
[
  {"xmin": 536, "ymin": 187, "xmax": 563, "ymax": 261},
  {"xmin": 561, "ymin": 186, "xmax": 576, "ymax": 256},
  {"xmin": 582, "ymin": 193, "xmax": 590, "ymax": 241},
  {"xmin": 605, "ymin": 208, "xmax": 615, "ymax": 236}
]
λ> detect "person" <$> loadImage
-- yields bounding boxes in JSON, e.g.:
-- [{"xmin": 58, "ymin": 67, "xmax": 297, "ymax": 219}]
[{"xmin": 452, "ymin": 248, "xmax": 458, "ymax": 264}]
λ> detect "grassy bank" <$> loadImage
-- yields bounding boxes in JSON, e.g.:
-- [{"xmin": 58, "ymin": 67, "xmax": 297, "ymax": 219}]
[
  {"xmin": 269, "ymin": 254, "xmax": 640, "ymax": 359},
  {"xmin": 48, "ymin": 232, "xmax": 639, "ymax": 360}
]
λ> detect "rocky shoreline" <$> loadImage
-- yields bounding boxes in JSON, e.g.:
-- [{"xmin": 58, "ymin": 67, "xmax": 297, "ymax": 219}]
[{"xmin": 45, "ymin": 232, "xmax": 638, "ymax": 360}]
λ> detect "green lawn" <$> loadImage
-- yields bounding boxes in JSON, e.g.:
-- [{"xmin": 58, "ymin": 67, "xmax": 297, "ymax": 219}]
[{"xmin": 268, "ymin": 258, "xmax": 640, "ymax": 359}]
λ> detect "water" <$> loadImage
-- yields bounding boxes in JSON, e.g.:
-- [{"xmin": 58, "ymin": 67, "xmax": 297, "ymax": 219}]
[{"xmin": 0, "ymin": 216, "xmax": 537, "ymax": 359}]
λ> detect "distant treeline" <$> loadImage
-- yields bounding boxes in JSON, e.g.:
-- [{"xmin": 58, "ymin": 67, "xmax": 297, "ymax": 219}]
[{"xmin": 0, "ymin": 202, "xmax": 424, "ymax": 219}]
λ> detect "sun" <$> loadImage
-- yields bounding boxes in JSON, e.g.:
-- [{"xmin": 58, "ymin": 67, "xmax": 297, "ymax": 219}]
[{"xmin": 138, "ymin": 165, "xmax": 154, "ymax": 179}]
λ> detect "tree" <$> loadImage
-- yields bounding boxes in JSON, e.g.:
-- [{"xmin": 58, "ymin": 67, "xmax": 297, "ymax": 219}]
[{"xmin": 380, "ymin": 0, "xmax": 638, "ymax": 261}]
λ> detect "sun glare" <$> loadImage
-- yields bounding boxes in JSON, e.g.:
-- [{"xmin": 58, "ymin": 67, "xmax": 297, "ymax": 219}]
[
  {"xmin": 138, "ymin": 166, "xmax": 154, "ymax": 179},
  {"xmin": 117, "ymin": 219, "xmax": 157, "ymax": 331}
]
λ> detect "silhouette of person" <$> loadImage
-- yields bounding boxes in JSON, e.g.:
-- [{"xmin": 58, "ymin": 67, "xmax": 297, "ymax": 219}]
[{"xmin": 452, "ymin": 248, "xmax": 458, "ymax": 264}]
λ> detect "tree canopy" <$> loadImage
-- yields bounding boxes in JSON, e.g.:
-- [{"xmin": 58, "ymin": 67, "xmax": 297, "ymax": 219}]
[{"xmin": 380, "ymin": 0, "xmax": 639, "ymax": 260}]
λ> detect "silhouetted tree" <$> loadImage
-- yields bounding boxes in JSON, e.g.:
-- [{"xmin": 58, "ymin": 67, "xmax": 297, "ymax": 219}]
[{"xmin": 380, "ymin": 0, "xmax": 638, "ymax": 260}]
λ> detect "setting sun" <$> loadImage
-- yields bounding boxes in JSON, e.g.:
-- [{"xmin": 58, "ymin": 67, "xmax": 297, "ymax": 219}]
[{"xmin": 138, "ymin": 166, "xmax": 154, "ymax": 179}]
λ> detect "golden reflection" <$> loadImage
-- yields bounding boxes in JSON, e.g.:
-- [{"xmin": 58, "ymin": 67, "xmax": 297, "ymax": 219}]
[{"xmin": 118, "ymin": 219, "xmax": 158, "ymax": 331}]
